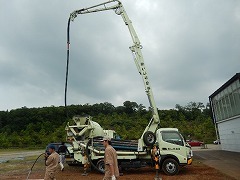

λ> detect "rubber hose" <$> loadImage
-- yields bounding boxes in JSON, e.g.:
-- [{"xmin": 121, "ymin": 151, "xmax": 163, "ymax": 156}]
[
  {"xmin": 26, "ymin": 152, "xmax": 45, "ymax": 180},
  {"xmin": 64, "ymin": 17, "xmax": 71, "ymax": 118}
]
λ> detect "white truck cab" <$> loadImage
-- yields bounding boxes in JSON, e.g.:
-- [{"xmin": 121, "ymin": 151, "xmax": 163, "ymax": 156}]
[{"xmin": 156, "ymin": 128, "xmax": 192, "ymax": 175}]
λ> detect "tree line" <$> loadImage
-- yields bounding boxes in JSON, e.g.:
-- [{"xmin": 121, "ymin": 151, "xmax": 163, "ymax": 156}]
[{"xmin": 0, "ymin": 101, "xmax": 215, "ymax": 148}]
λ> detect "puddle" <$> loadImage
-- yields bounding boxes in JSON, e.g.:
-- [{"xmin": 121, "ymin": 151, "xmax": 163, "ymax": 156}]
[
  {"xmin": 0, "ymin": 159, "xmax": 9, "ymax": 163},
  {"xmin": 0, "ymin": 156, "xmax": 25, "ymax": 163}
]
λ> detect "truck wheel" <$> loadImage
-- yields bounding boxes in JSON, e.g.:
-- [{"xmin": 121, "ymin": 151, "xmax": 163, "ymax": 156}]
[
  {"xmin": 162, "ymin": 158, "xmax": 179, "ymax": 176},
  {"xmin": 96, "ymin": 159, "xmax": 105, "ymax": 173},
  {"xmin": 143, "ymin": 131, "xmax": 156, "ymax": 146}
]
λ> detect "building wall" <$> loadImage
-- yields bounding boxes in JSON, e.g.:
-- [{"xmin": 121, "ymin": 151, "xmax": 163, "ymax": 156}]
[
  {"xmin": 218, "ymin": 116, "xmax": 240, "ymax": 152},
  {"xmin": 211, "ymin": 79, "xmax": 240, "ymax": 122}
]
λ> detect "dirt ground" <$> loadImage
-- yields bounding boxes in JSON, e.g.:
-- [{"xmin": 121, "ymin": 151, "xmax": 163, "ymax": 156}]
[{"xmin": 0, "ymin": 157, "xmax": 236, "ymax": 180}]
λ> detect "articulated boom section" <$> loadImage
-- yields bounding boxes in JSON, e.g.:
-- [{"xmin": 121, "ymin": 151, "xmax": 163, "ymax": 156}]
[
  {"xmin": 117, "ymin": 2, "xmax": 160, "ymax": 136},
  {"xmin": 69, "ymin": 0, "xmax": 160, "ymax": 148}
]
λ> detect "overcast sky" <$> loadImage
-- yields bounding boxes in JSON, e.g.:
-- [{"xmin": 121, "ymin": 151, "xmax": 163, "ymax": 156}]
[{"xmin": 0, "ymin": 0, "xmax": 239, "ymax": 111}]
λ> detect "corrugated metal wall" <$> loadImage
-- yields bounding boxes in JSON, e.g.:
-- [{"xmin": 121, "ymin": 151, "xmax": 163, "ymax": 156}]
[{"xmin": 218, "ymin": 117, "xmax": 240, "ymax": 152}]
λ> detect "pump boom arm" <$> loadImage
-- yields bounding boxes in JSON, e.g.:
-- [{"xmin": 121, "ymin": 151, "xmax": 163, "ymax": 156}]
[{"xmin": 69, "ymin": 0, "xmax": 160, "ymax": 145}]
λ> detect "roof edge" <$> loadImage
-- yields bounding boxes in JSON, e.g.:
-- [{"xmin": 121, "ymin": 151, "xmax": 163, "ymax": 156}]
[{"xmin": 209, "ymin": 73, "xmax": 240, "ymax": 99}]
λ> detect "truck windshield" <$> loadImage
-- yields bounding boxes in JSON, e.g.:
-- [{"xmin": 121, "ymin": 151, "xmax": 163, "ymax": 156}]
[{"xmin": 162, "ymin": 131, "xmax": 184, "ymax": 146}]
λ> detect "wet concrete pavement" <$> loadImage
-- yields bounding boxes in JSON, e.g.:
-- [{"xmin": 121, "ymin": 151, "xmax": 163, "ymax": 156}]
[{"xmin": 192, "ymin": 144, "xmax": 240, "ymax": 180}]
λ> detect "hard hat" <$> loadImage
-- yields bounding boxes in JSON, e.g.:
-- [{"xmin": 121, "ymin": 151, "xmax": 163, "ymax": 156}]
[
  {"xmin": 48, "ymin": 144, "xmax": 55, "ymax": 150},
  {"xmin": 101, "ymin": 136, "xmax": 111, "ymax": 142}
]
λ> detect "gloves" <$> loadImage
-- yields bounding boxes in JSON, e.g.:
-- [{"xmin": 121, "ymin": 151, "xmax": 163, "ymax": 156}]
[{"xmin": 111, "ymin": 175, "xmax": 116, "ymax": 180}]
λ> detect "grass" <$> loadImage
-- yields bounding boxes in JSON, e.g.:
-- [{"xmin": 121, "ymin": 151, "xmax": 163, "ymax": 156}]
[
  {"xmin": 0, "ymin": 148, "xmax": 28, "ymax": 154},
  {"xmin": 0, "ymin": 154, "xmax": 46, "ymax": 174},
  {"xmin": 0, "ymin": 148, "xmax": 43, "ymax": 153}
]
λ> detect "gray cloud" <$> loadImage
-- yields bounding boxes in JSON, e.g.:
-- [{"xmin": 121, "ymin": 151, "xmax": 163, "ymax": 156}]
[{"xmin": 0, "ymin": 0, "xmax": 239, "ymax": 110}]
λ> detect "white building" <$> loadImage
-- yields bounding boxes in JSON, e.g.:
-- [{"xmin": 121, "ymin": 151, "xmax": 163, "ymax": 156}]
[{"xmin": 209, "ymin": 73, "xmax": 240, "ymax": 152}]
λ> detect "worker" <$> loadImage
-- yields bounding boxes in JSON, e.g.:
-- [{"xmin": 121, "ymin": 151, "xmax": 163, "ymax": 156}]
[
  {"xmin": 44, "ymin": 144, "xmax": 60, "ymax": 180},
  {"xmin": 101, "ymin": 136, "xmax": 119, "ymax": 180},
  {"xmin": 151, "ymin": 144, "xmax": 161, "ymax": 180},
  {"xmin": 58, "ymin": 142, "xmax": 67, "ymax": 171},
  {"xmin": 82, "ymin": 153, "xmax": 90, "ymax": 176}
]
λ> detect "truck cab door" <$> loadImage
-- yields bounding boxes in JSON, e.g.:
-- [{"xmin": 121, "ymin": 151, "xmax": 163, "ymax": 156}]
[{"xmin": 157, "ymin": 130, "xmax": 188, "ymax": 164}]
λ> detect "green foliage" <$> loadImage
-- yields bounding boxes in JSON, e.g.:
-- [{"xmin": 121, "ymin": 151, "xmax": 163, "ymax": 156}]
[{"xmin": 0, "ymin": 101, "xmax": 216, "ymax": 148}]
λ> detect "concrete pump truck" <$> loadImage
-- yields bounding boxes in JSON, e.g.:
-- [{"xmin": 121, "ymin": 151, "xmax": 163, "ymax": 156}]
[{"xmin": 65, "ymin": 0, "xmax": 192, "ymax": 176}]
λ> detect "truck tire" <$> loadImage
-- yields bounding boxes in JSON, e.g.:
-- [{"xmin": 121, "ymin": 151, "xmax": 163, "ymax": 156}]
[
  {"xmin": 162, "ymin": 158, "xmax": 179, "ymax": 176},
  {"xmin": 96, "ymin": 159, "xmax": 105, "ymax": 173},
  {"xmin": 143, "ymin": 131, "xmax": 156, "ymax": 146}
]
